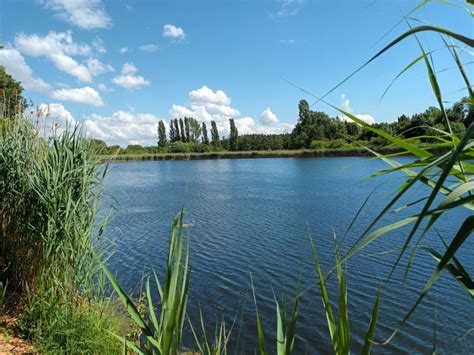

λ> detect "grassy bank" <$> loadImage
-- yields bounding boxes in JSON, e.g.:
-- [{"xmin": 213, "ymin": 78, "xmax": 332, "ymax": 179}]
[{"xmin": 98, "ymin": 147, "xmax": 405, "ymax": 163}]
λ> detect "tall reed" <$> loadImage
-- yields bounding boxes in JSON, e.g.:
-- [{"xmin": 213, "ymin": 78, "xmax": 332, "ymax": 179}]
[{"xmin": 0, "ymin": 118, "xmax": 122, "ymax": 352}]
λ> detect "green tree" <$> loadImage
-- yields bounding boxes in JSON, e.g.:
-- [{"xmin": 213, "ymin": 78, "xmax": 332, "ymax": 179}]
[
  {"xmin": 202, "ymin": 122, "xmax": 209, "ymax": 144},
  {"xmin": 188, "ymin": 118, "xmax": 202, "ymax": 143},
  {"xmin": 184, "ymin": 117, "xmax": 191, "ymax": 142},
  {"xmin": 179, "ymin": 118, "xmax": 186, "ymax": 142},
  {"xmin": 0, "ymin": 66, "xmax": 28, "ymax": 119},
  {"xmin": 157, "ymin": 120, "xmax": 168, "ymax": 147},
  {"xmin": 229, "ymin": 118, "xmax": 238, "ymax": 151},
  {"xmin": 173, "ymin": 119, "xmax": 181, "ymax": 142},
  {"xmin": 169, "ymin": 119, "xmax": 177, "ymax": 142},
  {"xmin": 210, "ymin": 120, "xmax": 220, "ymax": 146}
]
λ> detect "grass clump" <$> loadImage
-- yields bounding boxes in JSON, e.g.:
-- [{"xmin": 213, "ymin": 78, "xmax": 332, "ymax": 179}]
[{"xmin": 0, "ymin": 119, "xmax": 124, "ymax": 353}]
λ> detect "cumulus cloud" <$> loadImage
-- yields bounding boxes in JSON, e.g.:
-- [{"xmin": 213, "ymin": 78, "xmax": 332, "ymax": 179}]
[
  {"xmin": 86, "ymin": 58, "xmax": 114, "ymax": 76},
  {"xmin": 163, "ymin": 24, "xmax": 185, "ymax": 40},
  {"xmin": 14, "ymin": 31, "xmax": 107, "ymax": 82},
  {"xmin": 15, "ymin": 31, "xmax": 92, "ymax": 57},
  {"xmin": 338, "ymin": 93, "xmax": 375, "ymax": 125},
  {"xmin": 112, "ymin": 63, "xmax": 150, "ymax": 89},
  {"xmin": 51, "ymin": 86, "xmax": 104, "ymax": 106},
  {"xmin": 82, "ymin": 111, "xmax": 160, "ymax": 146},
  {"xmin": 138, "ymin": 44, "xmax": 159, "ymax": 52},
  {"xmin": 260, "ymin": 108, "xmax": 279, "ymax": 125},
  {"xmin": 41, "ymin": 0, "xmax": 112, "ymax": 29},
  {"xmin": 36, "ymin": 103, "xmax": 77, "ymax": 136},
  {"xmin": 170, "ymin": 86, "xmax": 293, "ymax": 135},
  {"xmin": 34, "ymin": 103, "xmax": 159, "ymax": 146},
  {"xmin": 0, "ymin": 48, "xmax": 51, "ymax": 92},
  {"xmin": 189, "ymin": 86, "xmax": 231, "ymax": 106},
  {"xmin": 119, "ymin": 47, "xmax": 128, "ymax": 54}
]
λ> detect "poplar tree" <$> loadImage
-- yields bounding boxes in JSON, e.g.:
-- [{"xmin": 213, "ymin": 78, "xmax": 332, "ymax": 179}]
[
  {"xmin": 184, "ymin": 117, "xmax": 191, "ymax": 142},
  {"xmin": 169, "ymin": 119, "xmax": 177, "ymax": 142},
  {"xmin": 202, "ymin": 122, "xmax": 209, "ymax": 144},
  {"xmin": 173, "ymin": 119, "xmax": 181, "ymax": 142},
  {"xmin": 157, "ymin": 120, "xmax": 168, "ymax": 147},
  {"xmin": 179, "ymin": 118, "xmax": 186, "ymax": 142},
  {"xmin": 229, "ymin": 118, "xmax": 238, "ymax": 151},
  {"xmin": 188, "ymin": 118, "xmax": 202, "ymax": 142},
  {"xmin": 210, "ymin": 120, "xmax": 220, "ymax": 146}
]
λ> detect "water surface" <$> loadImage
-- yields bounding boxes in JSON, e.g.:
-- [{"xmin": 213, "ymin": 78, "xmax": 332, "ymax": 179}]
[{"xmin": 102, "ymin": 157, "xmax": 473, "ymax": 353}]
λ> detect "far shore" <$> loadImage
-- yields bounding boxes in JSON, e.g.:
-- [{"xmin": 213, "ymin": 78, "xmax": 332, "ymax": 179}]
[{"xmin": 97, "ymin": 147, "xmax": 406, "ymax": 163}]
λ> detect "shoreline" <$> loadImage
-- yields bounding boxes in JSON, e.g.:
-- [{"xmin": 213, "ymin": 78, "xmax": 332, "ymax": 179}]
[{"xmin": 97, "ymin": 147, "xmax": 404, "ymax": 163}]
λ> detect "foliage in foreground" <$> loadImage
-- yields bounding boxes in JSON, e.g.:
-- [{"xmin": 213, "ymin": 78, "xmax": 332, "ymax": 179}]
[{"xmin": 0, "ymin": 120, "xmax": 123, "ymax": 353}]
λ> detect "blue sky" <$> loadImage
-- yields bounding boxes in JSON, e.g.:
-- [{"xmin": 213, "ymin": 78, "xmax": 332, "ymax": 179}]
[{"xmin": 1, "ymin": 0, "xmax": 472, "ymax": 145}]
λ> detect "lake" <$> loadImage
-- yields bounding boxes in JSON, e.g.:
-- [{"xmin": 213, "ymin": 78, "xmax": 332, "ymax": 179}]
[{"xmin": 102, "ymin": 157, "xmax": 473, "ymax": 353}]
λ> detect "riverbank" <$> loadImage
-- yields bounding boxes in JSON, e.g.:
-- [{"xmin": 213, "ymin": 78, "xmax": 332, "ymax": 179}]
[{"xmin": 97, "ymin": 147, "xmax": 403, "ymax": 163}]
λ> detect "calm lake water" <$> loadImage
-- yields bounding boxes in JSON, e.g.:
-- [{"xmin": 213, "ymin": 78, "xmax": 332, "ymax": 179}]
[{"xmin": 102, "ymin": 157, "xmax": 473, "ymax": 353}]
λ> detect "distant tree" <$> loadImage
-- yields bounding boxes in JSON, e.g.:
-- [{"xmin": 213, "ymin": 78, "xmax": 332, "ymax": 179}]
[
  {"xmin": 173, "ymin": 119, "xmax": 181, "ymax": 142},
  {"xmin": 229, "ymin": 118, "xmax": 238, "ymax": 151},
  {"xmin": 90, "ymin": 139, "xmax": 107, "ymax": 153},
  {"xmin": 202, "ymin": 122, "xmax": 209, "ymax": 144},
  {"xmin": 188, "ymin": 118, "xmax": 202, "ymax": 143},
  {"xmin": 169, "ymin": 119, "xmax": 177, "ymax": 142},
  {"xmin": 179, "ymin": 118, "xmax": 186, "ymax": 142},
  {"xmin": 0, "ymin": 66, "xmax": 28, "ymax": 118},
  {"xmin": 345, "ymin": 121, "xmax": 359, "ymax": 137},
  {"xmin": 211, "ymin": 120, "xmax": 220, "ymax": 146},
  {"xmin": 157, "ymin": 120, "xmax": 168, "ymax": 147},
  {"xmin": 184, "ymin": 117, "xmax": 191, "ymax": 142}
]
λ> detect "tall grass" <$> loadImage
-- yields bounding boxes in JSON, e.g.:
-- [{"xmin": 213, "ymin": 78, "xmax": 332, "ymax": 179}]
[{"xmin": 0, "ymin": 119, "xmax": 123, "ymax": 352}]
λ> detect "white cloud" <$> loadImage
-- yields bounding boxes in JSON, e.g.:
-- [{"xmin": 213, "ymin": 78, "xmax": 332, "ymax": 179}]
[
  {"xmin": 112, "ymin": 63, "xmax": 150, "ymax": 89},
  {"xmin": 0, "ymin": 48, "xmax": 51, "ymax": 92},
  {"xmin": 15, "ymin": 31, "xmax": 92, "ymax": 57},
  {"xmin": 279, "ymin": 39, "xmax": 296, "ymax": 44},
  {"xmin": 112, "ymin": 75, "xmax": 150, "ymax": 88},
  {"xmin": 15, "ymin": 31, "xmax": 96, "ymax": 82},
  {"xmin": 270, "ymin": 0, "xmax": 305, "ymax": 18},
  {"xmin": 189, "ymin": 85, "xmax": 231, "ymax": 106},
  {"xmin": 260, "ymin": 108, "xmax": 279, "ymax": 125},
  {"xmin": 340, "ymin": 94, "xmax": 352, "ymax": 113},
  {"xmin": 119, "ymin": 47, "xmax": 128, "ymax": 54},
  {"xmin": 36, "ymin": 103, "xmax": 77, "ymax": 136},
  {"xmin": 83, "ymin": 111, "xmax": 160, "ymax": 146},
  {"xmin": 163, "ymin": 24, "xmax": 185, "ymax": 40},
  {"xmin": 138, "ymin": 44, "xmax": 159, "ymax": 52},
  {"xmin": 98, "ymin": 83, "xmax": 113, "ymax": 92},
  {"xmin": 354, "ymin": 114, "xmax": 375, "ymax": 125},
  {"xmin": 338, "ymin": 93, "xmax": 375, "ymax": 125},
  {"xmin": 170, "ymin": 86, "xmax": 293, "ymax": 135},
  {"xmin": 51, "ymin": 86, "xmax": 104, "ymax": 106},
  {"xmin": 86, "ymin": 58, "xmax": 114, "ymax": 76},
  {"xmin": 41, "ymin": 0, "xmax": 112, "ymax": 29},
  {"xmin": 121, "ymin": 62, "xmax": 137, "ymax": 74}
]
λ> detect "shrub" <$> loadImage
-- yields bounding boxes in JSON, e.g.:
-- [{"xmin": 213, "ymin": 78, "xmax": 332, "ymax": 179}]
[{"xmin": 168, "ymin": 141, "xmax": 191, "ymax": 153}]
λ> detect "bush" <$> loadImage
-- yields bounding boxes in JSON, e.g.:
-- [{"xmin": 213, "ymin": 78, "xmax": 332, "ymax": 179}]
[
  {"xmin": 168, "ymin": 141, "xmax": 191, "ymax": 153},
  {"xmin": 309, "ymin": 139, "xmax": 330, "ymax": 149},
  {"xmin": 189, "ymin": 143, "xmax": 212, "ymax": 153}
]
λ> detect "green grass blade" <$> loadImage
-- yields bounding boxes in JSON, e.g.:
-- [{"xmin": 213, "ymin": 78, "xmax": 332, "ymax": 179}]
[
  {"xmin": 384, "ymin": 215, "xmax": 474, "ymax": 344},
  {"xmin": 361, "ymin": 288, "xmax": 381, "ymax": 355}
]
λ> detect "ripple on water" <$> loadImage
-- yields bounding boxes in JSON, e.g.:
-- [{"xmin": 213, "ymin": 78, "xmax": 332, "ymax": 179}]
[{"xmin": 102, "ymin": 158, "xmax": 474, "ymax": 353}]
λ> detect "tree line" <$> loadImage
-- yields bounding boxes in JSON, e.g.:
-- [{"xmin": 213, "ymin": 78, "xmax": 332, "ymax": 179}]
[
  {"xmin": 152, "ymin": 97, "xmax": 472, "ymax": 154},
  {"xmin": 157, "ymin": 117, "xmax": 240, "ymax": 152}
]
